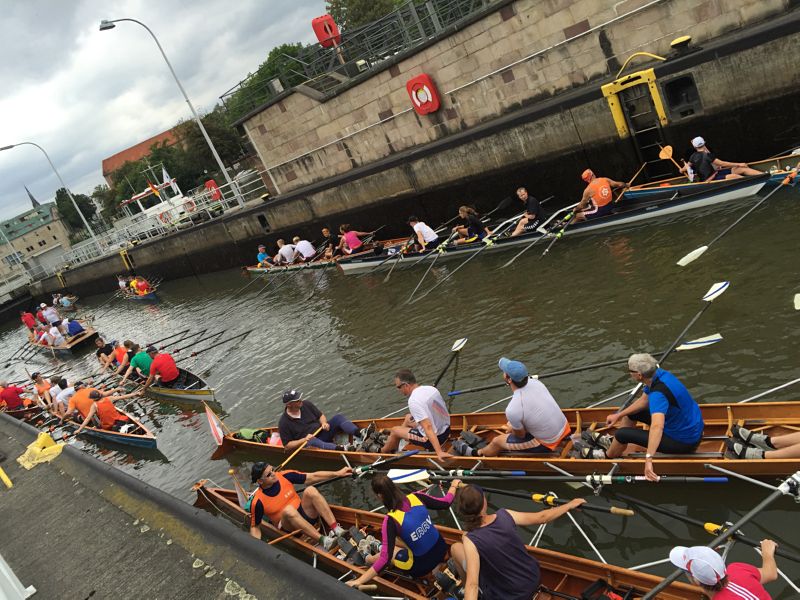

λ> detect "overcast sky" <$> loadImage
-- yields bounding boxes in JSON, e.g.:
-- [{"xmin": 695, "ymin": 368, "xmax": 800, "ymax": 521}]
[{"xmin": 0, "ymin": 0, "xmax": 322, "ymax": 221}]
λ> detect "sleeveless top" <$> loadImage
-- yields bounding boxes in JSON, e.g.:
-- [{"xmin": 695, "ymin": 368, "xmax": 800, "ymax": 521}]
[
  {"xmin": 387, "ymin": 493, "xmax": 441, "ymax": 556},
  {"xmin": 251, "ymin": 473, "xmax": 301, "ymax": 526},
  {"xmin": 466, "ymin": 509, "xmax": 540, "ymax": 600},
  {"xmin": 343, "ymin": 230, "xmax": 362, "ymax": 250},
  {"xmin": 586, "ymin": 177, "xmax": 614, "ymax": 207},
  {"xmin": 96, "ymin": 398, "xmax": 129, "ymax": 429}
]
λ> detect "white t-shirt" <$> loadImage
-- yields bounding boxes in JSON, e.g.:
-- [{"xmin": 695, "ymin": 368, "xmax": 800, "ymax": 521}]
[
  {"xmin": 56, "ymin": 387, "xmax": 76, "ymax": 407},
  {"xmin": 408, "ymin": 385, "xmax": 450, "ymax": 436},
  {"xmin": 413, "ymin": 222, "xmax": 438, "ymax": 243},
  {"xmin": 48, "ymin": 326, "xmax": 66, "ymax": 346},
  {"xmin": 505, "ymin": 379, "xmax": 567, "ymax": 445},
  {"xmin": 277, "ymin": 244, "xmax": 297, "ymax": 263},
  {"xmin": 295, "ymin": 240, "xmax": 316, "ymax": 259},
  {"xmin": 43, "ymin": 307, "xmax": 60, "ymax": 323},
  {"xmin": 48, "ymin": 384, "xmax": 63, "ymax": 401}
]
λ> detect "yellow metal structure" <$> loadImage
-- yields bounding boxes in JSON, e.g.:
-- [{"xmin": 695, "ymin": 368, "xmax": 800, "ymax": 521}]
[
  {"xmin": 56, "ymin": 271, "xmax": 66, "ymax": 288},
  {"xmin": 120, "ymin": 248, "xmax": 134, "ymax": 271},
  {"xmin": 601, "ymin": 67, "xmax": 668, "ymax": 139}
]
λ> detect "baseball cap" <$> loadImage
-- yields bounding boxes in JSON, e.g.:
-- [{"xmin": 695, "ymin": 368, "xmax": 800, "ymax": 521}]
[
  {"xmin": 146, "ymin": 345, "xmax": 158, "ymax": 354},
  {"xmin": 581, "ymin": 169, "xmax": 594, "ymax": 182},
  {"xmin": 282, "ymin": 389, "xmax": 303, "ymax": 403},
  {"xmin": 251, "ymin": 461, "xmax": 269, "ymax": 483},
  {"xmin": 258, "ymin": 244, "xmax": 266, "ymax": 249},
  {"xmin": 498, "ymin": 357, "xmax": 528, "ymax": 381},
  {"xmin": 691, "ymin": 136, "xmax": 706, "ymax": 148},
  {"xmin": 669, "ymin": 546, "xmax": 726, "ymax": 586},
  {"xmin": 40, "ymin": 303, "xmax": 47, "ymax": 308}
]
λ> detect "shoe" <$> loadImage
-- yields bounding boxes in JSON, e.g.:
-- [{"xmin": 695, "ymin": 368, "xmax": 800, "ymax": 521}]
[
  {"xmin": 321, "ymin": 534, "xmax": 337, "ymax": 551},
  {"xmin": 726, "ymin": 439, "xmax": 765, "ymax": 460},
  {"xmin": 452, "ymin": 439, "xmax": 477, "ymax": 457},
  {"xmin": 332, "ymin": 525, "xmax": 346, "ymax": 537},
  {"xmin": 359, "ymin": 422, "xmax": 376, "ymax": 443},
  {"xmin": 581, "ymin": 430, "xmax": 613, "ymax": 451},
  {"xmin": 731, "ymin": 425, "xmax": 773, "ymax": 451},
  {"xmin": 459, "ymin": 431, "xmax": 487, "ymax": 450},
  {"xmin": 341, "ymin": 442, "xmax": 358, "ymax": 452},
  {"xmin": 579, "ymin": 445, "xmax": 607, "ymax": 459}
]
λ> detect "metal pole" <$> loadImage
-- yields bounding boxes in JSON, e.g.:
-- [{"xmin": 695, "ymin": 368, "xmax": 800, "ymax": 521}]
[{"xmin": 101, "ymin": 18, "xmax": 244, "ymax": 207}]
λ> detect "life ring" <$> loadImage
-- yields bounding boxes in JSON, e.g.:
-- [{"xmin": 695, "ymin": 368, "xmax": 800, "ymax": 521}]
[
  {"xmin": 158, "ymin": 211, "xmax": 170, "ymax": 223},
  {"xmin": 183, "ymin": 200, "xmax": 197, "ymax": 213}
]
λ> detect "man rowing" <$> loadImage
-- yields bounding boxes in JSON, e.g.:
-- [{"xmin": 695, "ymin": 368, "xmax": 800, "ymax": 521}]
[
  {"xmin": 320, "ymin": 227, "xmax": 338, "ymax": 259},
  {"xmin": 682, "ymin": 136, "xmax": 762, "ymax": 182},
  {"xmin": 273, "ymin": 239, "xmax": 298, "ymax": 265},
  {"xmin": 452, "ymin": 206, "xmax": 491, "ymax": 245},
  {"xmin": 509, "ymin": 188, "xmax": 542, "ymax": 237},
  {"xmin": 573, "ymin": 169, "xmax": 628, "ymax": 222},
  {"xmin": 727, "ymin": 426, "xmax": 800, "ymax": 460},
  {"xmin": 278, "ymin": 389, "xmax": 364, "ymax": 451},
  {"xmin": 143, "ymin": 346, "xmax": 183, "ymax": 389},
  {"xmin": 452, "ymin": 358, "xmax": 570, "ymax": 457},
  {"xmin": 381, "ymin": 369, "xmax": 452, "ymax": 461},
  {"xmin": 41, "ymin": 302, "xmax": 61, "ymax": 324},
  {"xmin": 256, "ymin": 244, "xmax": 273, "ymax": 267},
  {"xmin": 583, "ymin": 353, "xmax": 704, "ymax": 481},
  {"xmin": 73, "ymin": 389, "xmax": 142, "ymax": 436},
  {"xmin": 292, "ymin": 236, "xmax": 317, "ymax": 262},
  {"xmin": 0, "ymin": 380, "xmax": 33, "ymax": 410},
  {"xmin": 249, "ymin": 461, "xmax": 352, "ymax": 550},
  {"xmin": 95, "ymin": 337, "xmax": 115, "ymax": 367},
  {"xmin": 346, "ymin": 474, "xmax": 461, "ymax": 588},
  {"xmin": 407, "ymin": 216, "xmax": 441, "ymax": 252},
  {"xmin": 63, "ymin": 318, "xmax": 85, "ymax": 338}
]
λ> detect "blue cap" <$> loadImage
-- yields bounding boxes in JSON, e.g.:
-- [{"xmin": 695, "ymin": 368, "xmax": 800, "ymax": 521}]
[{"xmin": 498, "ymin": 357, "xmax": 528, "ymax": 381}]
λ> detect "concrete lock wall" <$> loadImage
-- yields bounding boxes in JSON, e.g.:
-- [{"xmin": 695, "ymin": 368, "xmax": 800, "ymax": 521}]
[{"xmin": 244, "ymin": 0, "xmax": 789, "ymax": 194}]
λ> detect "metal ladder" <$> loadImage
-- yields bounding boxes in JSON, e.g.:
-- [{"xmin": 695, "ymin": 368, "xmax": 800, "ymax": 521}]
[{"xmin": 619, "ymin": 86, "xmax": 674, "ymax": 181}]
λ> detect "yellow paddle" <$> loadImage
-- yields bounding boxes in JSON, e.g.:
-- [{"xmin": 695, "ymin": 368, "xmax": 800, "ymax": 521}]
[{"xmin": 277, "ymin": 425, "xmax": 323, "ymax": 471}]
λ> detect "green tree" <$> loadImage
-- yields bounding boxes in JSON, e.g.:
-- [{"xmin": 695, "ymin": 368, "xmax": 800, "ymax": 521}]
[
  {"xmin": 91, "ymin": 183, "xmax": 117, "ymax": 221},
  {"xmin": 54, "ymin": 188, "xmax": 96, "ymax": 231},
  {"xmin": 326, "ymin": 0, "xmax": 402, "ymax": 30}
]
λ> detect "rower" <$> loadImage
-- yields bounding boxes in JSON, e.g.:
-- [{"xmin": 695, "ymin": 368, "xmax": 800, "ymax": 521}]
[
  {"xmin": 452, "ymin": 206, "xmax": 491, "ymax": 245},
  {"xmin": 20, "ymin": 310, "xmax": 36, "ymax": 336},
  {"xmin": 64, "ymin": 318, "xmax": 85, "ymax": 338},
  {"xmin": 248, "ymin": 461, "xmax": 352, "ymax": 551},
  {"xmin": 727, "ymin": 426, "xmax": 800, "ymax": 460},
  {"xmin": 143, "ymin": 346, "xmax": 182, "ymax": 389},
  {"xmin": 73, "ymin": 389, "xmax": 142, "ymax": 435},
  {"xmin": 35, "ymin": 304, "xmax": 48, "ymax": 325},
  {"xmin": 669, "ymin": 542, "xmax": 777, "ymax": 599},
  {"xmin": 682, "ymin": 136, "xmax": 762, "ymax": 182},
  {"xmin": 47, "ymin": 321, "xmax": 66, "ymax": 347},
  {"xmin": 346, "ymin": 474, "xmax": 461, "ymax": 589},
  {"xmin": 320, "ymin": 227, "xmax": 338, "ymax": 259},
  {"xmin": 273, "ymin": 239, "xmax": 298, "ymax": 265},
  {"xmin": 573, "ymin": 169, "xmax": 628, "ymax": 222},
  {"xmin": 46, "ymin": 376, "xmax": 63, "ymax": 409},
  {"xmin": 134, "ymin": 276, "xmax": 152, "ymax": 296},
  {"xmin": 117, "ymin": 275, "xmax": 128, "ymax": 290},
  {"xmin": 586, "ymin": 353, "xmax": 704, "ymax": 481},
  {"xmin": 41, "ymin": 302, "xmax": 61, "ymax": 324},
  {"xmin": 450, "ymin": 484, "xmax": 585, "ymax": 600},
  {"xmin": 452, "ymin": 358, "xmax": 570, "ymax": 458},
  {"xmin": 337, "ymin": 224, "xmax": 371, "ymax": 255},
  {"xmin": 509, "ymin": 188, "xmax": 542, "ymax": 237},
  {"xmin": 94, "ymin": 337, "xmax": 115, "ymax": 368},
  {"xmin": 0, "ymin": 380, "xmax": 33, "ymax": 410},
  {"xmin": 256, "ymin": 244, "xmax": 273, "ymax": 267},
  {"xmin": 120, "ymin": 343, "xmax": 152, "ymax": 385},
  {"xmin": 407, "ymin": 216, "xmax": 442, "ymax": 252},
  {"xmin": 53, "ymin": 380, "xmax": 81, "ymax": 419},
  {"xmin": 31, "ymin": 372, "xmax": 52, "ymax": 406},
  {"xmin": 278, "ymin": 389, "xmax": 364, "ymax": 452},
  {"xmin": 380, "ymin": 369, "xmax": 452, "ymax": 462},
  {"xmin": 63, "ymin": 383, "xmax": 100, "ymax": 423},
  {"xmin": 112, "ymin": 340, "xmax": 135, "ymax": 376},
  {"xmin": 292, "ymin": 236, "xmax": 317, "ymax": 262}
]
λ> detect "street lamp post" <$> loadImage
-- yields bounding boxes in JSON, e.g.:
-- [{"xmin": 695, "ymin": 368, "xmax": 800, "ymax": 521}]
[
  {"xmin": 0, "ymin": 141, "xmax": 100, "ymax": 249},
  {"xmin": 100, "ymin": 18, "xmax": 244, "ymax": 207}
]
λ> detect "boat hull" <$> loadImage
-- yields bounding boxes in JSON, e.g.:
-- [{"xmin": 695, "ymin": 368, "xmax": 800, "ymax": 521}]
[
  {"xmin": 27, "ymin": 326, "xmax": 98, "ymax": 356},
  {"xmin": 63, "ymin": 410, "xmax": 157, "ymax": 449},
  {"xmin": 145, "ymin": 367, "xmax": 214, "ymax": 402}
]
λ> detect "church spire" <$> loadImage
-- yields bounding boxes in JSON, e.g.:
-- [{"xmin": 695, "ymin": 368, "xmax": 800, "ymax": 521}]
[{"xmin": 25, "ymin": 186, "xmax": 41, "ymax": 209}]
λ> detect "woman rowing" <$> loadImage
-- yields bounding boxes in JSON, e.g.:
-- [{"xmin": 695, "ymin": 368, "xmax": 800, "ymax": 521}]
[
  {"xmin": 450, "ymin": 484, "xmax": 585, "ymax": 600},
  {"xmin": 337, "ymin": 224, "xmax": 373, "ymax": 255},
  {"xmin": 346, "ymin": 473, "xmax": 461, "ymax": 588},
  {"xmin": 452, "ymin": 206, "xmax": 491, "ymax": 245}
]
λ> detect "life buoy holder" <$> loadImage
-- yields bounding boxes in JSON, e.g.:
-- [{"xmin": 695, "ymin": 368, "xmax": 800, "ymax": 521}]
[
  {"xmin": 183, "ymin": 200, "xmax": 197, "ymax": 213},
  {"xmin": 158, "ymin": 212, "xmax": 171, "ymax": 224},
  {"xmin": 312, "ymin": 14, "xmax": 341, "ymax": 48},
  {"xmin": 406, "ymin": 74, "xmax": 441, "ymax": 115}
]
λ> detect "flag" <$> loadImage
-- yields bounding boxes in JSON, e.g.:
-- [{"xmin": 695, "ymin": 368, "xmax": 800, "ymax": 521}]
[
  {"xmin": 204, "ymin": 403, "xmax": 225, "ymax": 446},
  {"xmin": 162, "ymin": 166, "xmax": 180, "ymax": 196},
  {"xmin": 147, "ymin": 180, "xmax": 161, "ymax": 199}
]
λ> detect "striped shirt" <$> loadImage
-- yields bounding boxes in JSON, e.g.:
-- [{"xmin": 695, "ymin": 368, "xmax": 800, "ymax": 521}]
[{"xmin": 714, "ymin": 563, "xmax": 771, "ymax": 600}]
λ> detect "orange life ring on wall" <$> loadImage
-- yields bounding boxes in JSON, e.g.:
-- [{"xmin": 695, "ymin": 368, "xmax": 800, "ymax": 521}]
[
  {"xmin": 406, "ymin": 74, "xmax": 441, "ymax": 115},
  {"xmin": 312, "ymin": 14, "xmax": 341, "ymax": 48},
  {"xmin": 158, "ymin": 211, "xmax": 170, "ymax": 223},
  {"xmin": 183, "ymin": 200, "xmax": 197, "ymax": 212}
]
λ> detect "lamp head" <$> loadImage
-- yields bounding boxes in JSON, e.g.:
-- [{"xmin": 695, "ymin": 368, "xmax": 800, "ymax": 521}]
[{"xmin": 99, "ymin": 19, "xmax": 116, "ymax": 31}]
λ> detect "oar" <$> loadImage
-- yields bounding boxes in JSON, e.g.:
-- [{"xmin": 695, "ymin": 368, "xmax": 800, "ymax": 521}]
[
  {"xmin": 794, "ymin": 293, "xmax": 800, "ymax": 311},
  {"xmin": 175, "ymin": 330, "xmax": 253, "ymax": 364},
  {"xmin": 447, "ymin": 333, "xmax": 722, "ymax": 398},
  {"xmin": 602, "ymin": 281, "xmax": 730, "ymax": 411},
  {"xmin": 308, "ymin": 450, "xmax": 421, "ymax": 490},
  {"xmin": 386, "ymin": 468, "xmax": 728, "ymax": 485},
  {"xmin": 478, "ymin": 485, "xmax": 633, "ymax": 516},
  {"xmin": 276, "ymin": 426, "xmax": 323, "ymax": 471},
  {"xmin": 612, "ymin": 162, "xmax": 646, "ymax": 203},
  {"xmin": 613, "ymin": 492, "xmax": 800, "ymax": 563},
  {"xmin": 540, "ymin": 210, "xmax": 577, "ymax": 258},
  {"xmin": 231, "ymin": 271, "xmax": 268, "ymax": 298},
  {"xmin": 405, "ymin": 231, "xmax": 459, "ymax": 303},
  {"xmin": 381, "ymin": 238, "xmax": 415, "ymax": 283},
  {"xmin": 677, "ymin": 170, "xmax": 796, "ymax": 266},
  {"xmin": 658, "ymin": 145, "xmax": 683, "ymax": 171}
]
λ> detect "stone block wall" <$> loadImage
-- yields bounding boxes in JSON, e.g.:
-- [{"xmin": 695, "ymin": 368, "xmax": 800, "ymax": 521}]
[{"xmin": 243, "ymin": 0, "xmax": 788, "ymax": 194}]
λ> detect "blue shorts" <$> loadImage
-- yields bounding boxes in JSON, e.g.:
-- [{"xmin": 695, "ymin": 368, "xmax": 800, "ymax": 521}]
[{"xmin": 712, "ymin": 168, "xmax": 732, "ymax": 180}]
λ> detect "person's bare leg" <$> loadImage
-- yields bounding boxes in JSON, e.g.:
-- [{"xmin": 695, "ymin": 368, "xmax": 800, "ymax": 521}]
[
  {"xmin": 280, "ymin": 505, "xmax": 322, "ymax": 540},
  {"xmin": 381, "ymin": 426, "xmax": 409, "ymax": 453},
  {"xmin": 605, "ymin": 415, "xmax": 635, "ymax": 458},
  {"xmin": 477, "ymin": 434, "xmax": 508, "ymax": 457},
  {"xmin": 765, "ymin": 445, "xmax": 800, "ymax": 459},
  {"xmin": 510, "ymin": 218, "xmax": 528, "ymax": 237},
  {"xmin": 300, "ymin": 487, "xmax": 336, "ymax": 527}
]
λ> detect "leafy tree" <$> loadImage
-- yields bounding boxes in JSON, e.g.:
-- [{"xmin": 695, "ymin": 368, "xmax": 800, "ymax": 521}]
[
  {"xmin": 54, "ymin": 188, "xmax": 96, "ymax": 231},
  {"xmin": 91, "ymin": 183, "xmax": 117, "ymax": 221},
  {"xmin": 326, "ymin": 0, "xmax": 402, "ymax": 30}
]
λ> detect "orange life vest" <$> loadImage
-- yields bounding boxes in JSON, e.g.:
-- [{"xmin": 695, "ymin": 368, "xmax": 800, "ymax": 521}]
[
  {"xmin": 114, "ymin": 346, "xmax": 127, "ymax": 364},
  {"xmin": 250, "ymin": 473, "xmax": 301, "ymax": 527},
  {"xmin": 586, "ymin": 177, "xmax": 614, "ymax": 208},
  {"xmin": 96, "ymin": 398, "xmax": 129, "ymax": 430}
]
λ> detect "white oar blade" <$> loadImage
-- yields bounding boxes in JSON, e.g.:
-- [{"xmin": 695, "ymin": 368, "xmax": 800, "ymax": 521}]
[
  {"xmin": 794, "ymin": 294, "xmax": 800, "ymax": 311},
  {"xmin": 676, "ymin": 333, "xmax": 722, "ymax": 351},
  {"xmin": 677, "ymin": 246, "xmax": 708, "ymax": 266},
  {"xmin": 451, "ymin": 338, "xmax": 468, "ymax": 352},
  {"xmin": 387, "ymin": 468, "xmax": 431, "ymax": 484},
  {"xmin": 702, "ymin": 281, "xmax": 730, "ymax": 302}
]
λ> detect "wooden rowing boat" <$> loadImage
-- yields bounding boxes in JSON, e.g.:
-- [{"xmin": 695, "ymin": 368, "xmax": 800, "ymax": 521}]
[
  {"xmin": 145, "ymin": 367, "xmax": 214, "ymax": 402},
  {"xmin": 1, "ymin": 404, "xmax": 43, "ymax": 421},
  {"xmin": 27, "ymin": 325, "xmax": 98, "ymax": 355},
  {"xmin": 213, "ymin": 401, "xmax": 800, "ymax": 476},
  {"xmin": 123, "ymin": 290, "xmax": 159, "ymax": 302},
  {"xmin": 61, "ymin": 409, "xmax": 157, "ymax": 449},
  {"xmin": 193, "ymin": 482, "xmax": 700, "ymax": 599}
]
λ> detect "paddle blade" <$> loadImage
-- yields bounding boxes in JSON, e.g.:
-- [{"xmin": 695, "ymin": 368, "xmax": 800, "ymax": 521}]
[
  {"xmin": 658, "ymin": 145, "xmax": 673, "ymax": 160},
  {"xmin": 702, "ymin": 281, "xmax": 730, "ymax": 302},
  {"xmin": 794, "ymin": 294, "xmax": 800, "ymax": 310},
  {"xmin": 387, "ymin": 468, "xmax": 430, "ymax": 484},
  {"xmin": 205, "ymin": 404, "xmax": 225, "ymax": 446},
  {"xmin": 677, "ymin": 246, "xmax": 708, "ymax": 266},
  {"xmin": 676, "ymin": 333, "xmax": 723, "ymax": 351},
  {"xmin": 451, "ymin": 338, "xmax": 468, "ymax": 352}
]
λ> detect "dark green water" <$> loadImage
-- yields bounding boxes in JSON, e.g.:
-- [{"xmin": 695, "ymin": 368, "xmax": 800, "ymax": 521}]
[{"xmin": 2, "ymin": 188, "xmax": 799, "ymax": 596}]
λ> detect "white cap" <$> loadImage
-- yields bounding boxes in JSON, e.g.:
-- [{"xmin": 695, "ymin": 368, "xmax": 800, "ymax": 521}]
[
  {"xmin": 40, "ymin": 303, "xmax": 47, "ymax": 308},
  {"xmin": 691, "ymin": 136, "xmax": 706, "ymax": 148},
  {"xmin": 669, "ymin": 546, "xmax": 726, "ymax": 586}
]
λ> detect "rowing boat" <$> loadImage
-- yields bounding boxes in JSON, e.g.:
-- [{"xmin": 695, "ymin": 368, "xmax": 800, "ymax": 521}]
[
  {"xmin": 193, "ymin": 482, "xmax": 700, "ymax": 599},
  {"xmin": 27, "ymin": 325, "xmax": 98, "ymax": 356},
  {"xmin": 213, "ymin": 401, "xmax": 800, "ymax": 476},
  {"xmin": 61, "ymin": 409, "xmax": 157, "ymax": 449},
  {"xmin": 124, "ymin": 290, "xmax": 159, "ymax": 302},
  {"xmin": 1, "ymin": 404, "xmax": 43, "ymax": 422},
  {"xmin": 145, "ymin": 367, "xmax": 215, "ymax": 402},
  {"xmin": 337, "ymin": 175, "xmax": 770, "ymax": 275}
]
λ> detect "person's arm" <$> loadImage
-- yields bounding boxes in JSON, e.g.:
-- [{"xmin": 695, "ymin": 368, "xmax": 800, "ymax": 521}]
[
  {"xmin": 758, "ymin": 539, "xmax": 778, "ymax": 583},
  {"xmin": 119, "ymin": 364, "xmax": 135, "ymax": 386},
  {"xmin": 283, "ymin": 433, "xmax": 315, "ymax": 451},
  {"xmin": 347, "ymin": 516, "xmax": 396, "ymax": 588},
  {"xmin": 575, "ymin": 188, "xmax": 591, "ymax": 212},
  {"xmin": 608, "ymin": 179, "xmax": 628, "ymax": 189},
  {"xmin": 462, "ymin": 536, "xmax": 481, "ymax": 600},
  {"xmin": 74, "ymin": 403, "xmax": 98, "ymax": 436},
  {"xmin": 304, "ymin": 466, "xmax": 352, "ymax": 485},
  {"xmin": 712, "ymin": 158, "xmax": 749, "ymax": 169},
  {"xmin": 143, "ymin": 372, "xmax": 155, "ymax": 389},
  {"xmin": 415, "ymin": 480, "xmax": 461, "ymax": 509},
  {"xmin": 418, "ymin": 417, "xmax": 452, "ymax": 460},
  {"xmin": 507, "ymin": 498, "xmax": 586, "ymax": 527},
  {"xmin": 318, "ymin": 412, "xmax": 329, "ymax": 431},
  {"xmin": 605, "ymin": 393, "xmax": 649, "ymax": 427}
]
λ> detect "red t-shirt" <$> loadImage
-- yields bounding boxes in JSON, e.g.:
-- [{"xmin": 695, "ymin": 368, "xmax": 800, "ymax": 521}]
[
  {"xmin": 714, "ymin": 563, "xmax": 771, "ymax": 600},
  {"xmin": 150, "ymin": 353, "xmax": 179, "ymax": 383},
  {"xmin": 0, "ymin": 386, "xmax": 27, "ymax": 410},
  {"xmin": 21, "ymin": 313, "xmax": 36, "ymax": 328}
]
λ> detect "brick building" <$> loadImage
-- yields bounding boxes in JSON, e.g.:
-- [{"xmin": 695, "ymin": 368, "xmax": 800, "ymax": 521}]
[{"xmin": 101, "ymin": 127, "xmax": 181, "ymax": 186}]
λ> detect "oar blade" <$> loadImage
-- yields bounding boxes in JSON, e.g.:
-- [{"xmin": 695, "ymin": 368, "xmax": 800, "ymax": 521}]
[
  {"xmin": 794, "ymin": 293, "xmax": 800, "ymax": 311},
  {"xmin": 675, "ymin": 333, "xmax": 723, "ymax": 351},
  {"xmin": 676, "ymin": 245, "xmax": 708, "ymax": 266},
  {"xmin": 702, "ymin": 280, "xmax": 730, "ymax": 302},
  {"xmin": 387, "ymin": 468, "xmax": 430, "ymax": 484},
  {"xmin": 658, "ymin": 145, "xmax": 674, "ymax": 160},
  {"xmin": 451, "ymin": 338, "xmax": 468, "ymax": 352}
]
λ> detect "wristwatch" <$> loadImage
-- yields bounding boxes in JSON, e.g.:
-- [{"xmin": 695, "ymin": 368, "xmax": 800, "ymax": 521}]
[{"xmin": 645, "ymin": 453, "xmax": 653, "ymax": 460}]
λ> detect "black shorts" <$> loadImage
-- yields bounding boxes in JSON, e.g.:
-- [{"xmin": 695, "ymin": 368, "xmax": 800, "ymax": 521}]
[
  {"xmin": 614, "ymin": 409, "xmax": 700, "ymax": 453},
  {"xmin": 407, "ymin": 427, "xmax": 451, "ymax": 451}
]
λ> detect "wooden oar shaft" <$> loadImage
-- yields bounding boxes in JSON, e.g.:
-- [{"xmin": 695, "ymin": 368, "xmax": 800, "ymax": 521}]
[
  {"xmin": 278, "ymin": 426, "xmax": 323, "ymax": 471},
  {"xmin": 268, "ymin": 528, "xmax": 303, "ymax": 545}
]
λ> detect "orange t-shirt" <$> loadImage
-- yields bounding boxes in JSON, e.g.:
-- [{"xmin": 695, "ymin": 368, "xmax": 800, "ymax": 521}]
[
  {"xmin": 96, "ymin": 398, "xmax": 129, "ymax": 430},
  {"xmin": 68, "ymin": 388, "xmax": 96, "ymax": 419},
  {"xmin": 586, "ymin": 177, "xmax": 614, "ymax": 207},
  {"xmin": 114, "ymin": 346, "xmax": 127, "ymax": 364}
]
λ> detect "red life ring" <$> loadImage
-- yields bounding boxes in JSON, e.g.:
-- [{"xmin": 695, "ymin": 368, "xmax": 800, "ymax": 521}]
[
  {"xmin": 183, "ymin": 200, "xmax": 197, "ymax": 212},
  {"xmin": 406, "ymin": 74, "xmax": 441, "ymax": 115},
  {"xmin": 158, "ymin": 211, "xmax": 170, "ymax": 223}
]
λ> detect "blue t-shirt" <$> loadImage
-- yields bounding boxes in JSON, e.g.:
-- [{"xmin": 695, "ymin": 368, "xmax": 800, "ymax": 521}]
[
  {"xmin": 256, "ymin": 251, "xmax": 270, "ymax": 263},
  {"xmin": 67, "ymin": 321, "xmax": 85, "ymax": 336},
  {"xmin": 645, "ymin": 368, "xmax": 703, "ymax": 444}
]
